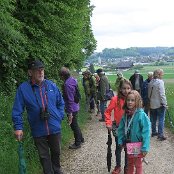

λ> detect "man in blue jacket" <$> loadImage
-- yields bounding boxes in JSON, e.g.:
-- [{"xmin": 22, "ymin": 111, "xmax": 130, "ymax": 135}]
[
  {"xmin": 59, "ymin": 67, "xmax": 84, "ymax": 149},
  {"xmin": 12, "ymin": 60, "xmax": 65, "ymax": 174}
]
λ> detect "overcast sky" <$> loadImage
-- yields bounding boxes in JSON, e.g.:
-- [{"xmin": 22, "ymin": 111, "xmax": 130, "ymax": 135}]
[{"xmin": 90, "ymin": 0, "xmax": 174, "ymax": 52}]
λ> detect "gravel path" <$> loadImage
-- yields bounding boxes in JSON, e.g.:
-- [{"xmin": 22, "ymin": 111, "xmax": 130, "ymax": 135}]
[{"xmin": 61, "ymin": 113, "xmax": 174, "ymax": 174}]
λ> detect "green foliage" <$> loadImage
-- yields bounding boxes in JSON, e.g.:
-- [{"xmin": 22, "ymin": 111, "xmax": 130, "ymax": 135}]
[
  {"xmin": 88, "ymin": 47, "xmax": 174, "ymax": 62},
  {"xmin": 0, "ymin": 0, "xmax": 28, "ymax": 91},
  {"xmin": 154, "ymin": 61, "xmax": 166, "ymax": 66},
  {"xmin": 131, "ymin": 64, "xmax": 144, "ymax": 70},
  {"xmin": 0, "ymin": 0, "xmax": 96, "ymax": 92},
  {"xmin": 0, "ymin": 91, "xmax": 41, "ymax": 173}
]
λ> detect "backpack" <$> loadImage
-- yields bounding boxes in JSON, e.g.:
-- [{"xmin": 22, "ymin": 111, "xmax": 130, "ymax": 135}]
[
  {"xmin": 74, "ymin": 85, "xmax": 81, "ymax": 103},
  {"xmin": 104, "ymin": 83, "xmax": 114, "ymax": 101}
]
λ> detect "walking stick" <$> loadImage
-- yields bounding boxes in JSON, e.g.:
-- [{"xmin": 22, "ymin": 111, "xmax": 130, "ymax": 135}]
[{"xmin": 18, "ymin": 141, "xmax": 27, "ymax": 174}]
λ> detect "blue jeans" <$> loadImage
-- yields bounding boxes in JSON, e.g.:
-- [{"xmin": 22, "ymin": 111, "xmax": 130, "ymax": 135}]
[
  {"xmin": 100, "ymin": 100, "xmax": 107, "ymax": 119},
  {"xmin": 150, "ymin": 106, "xmax": 166, "ymax": 137}
]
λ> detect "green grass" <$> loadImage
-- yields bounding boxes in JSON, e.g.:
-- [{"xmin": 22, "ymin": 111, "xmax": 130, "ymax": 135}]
[
  {"xmin": 107, "ymin": 64, "xmax": 174, "ymax": 81},
  {"xmin": 0, "ymin": 84, "xmax": 91, "ymax": 173},
  {"xmin": 165, "ymin": 83, "xmax": 174, "ymax": 132}
]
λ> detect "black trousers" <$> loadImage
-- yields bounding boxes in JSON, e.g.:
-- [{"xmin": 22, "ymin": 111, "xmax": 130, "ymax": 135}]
[
  {"xmin": 70, "ymin": 112, "xmax": 84, "ymax": 146},
  {"xmin": 115, "ymin": 136, "xmax": 127, "ymax": 167},
  {"xmin": 34, "ymin": 133, "xmax": 62, "ymax": 174}
]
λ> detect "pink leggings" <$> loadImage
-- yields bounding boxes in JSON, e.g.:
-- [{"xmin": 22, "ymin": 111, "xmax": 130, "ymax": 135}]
[{"xmin": 127, "ymin": 157, "xmax": 143, "ymax": 174}]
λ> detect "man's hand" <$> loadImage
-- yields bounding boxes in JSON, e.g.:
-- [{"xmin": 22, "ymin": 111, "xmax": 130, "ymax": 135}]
[
  {"xmin": 68, "ymin": 114, "xmax": 73, "ymax": 125},
  {"xmin": 106, "ymin": 125, "xmax": 112, "ymax": 132},
  {"xmin": 15, "ymin": 130, "xmax": 23, "ymax": 141}
]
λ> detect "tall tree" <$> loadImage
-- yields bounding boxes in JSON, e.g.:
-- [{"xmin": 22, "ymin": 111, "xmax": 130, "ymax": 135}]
[
  {"xmin": 0, "ymin": 0, "xmax": 96, "ymax": 91},
  {"xmin": 0, "ymin": 0, "xmax": 27, "ymax": 90},
  {"xmin": 14, "ymin": 0, "xmax": 96, "ymax": 78}
]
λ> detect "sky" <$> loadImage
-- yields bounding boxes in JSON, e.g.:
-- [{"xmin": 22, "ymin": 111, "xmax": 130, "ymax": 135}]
[{"xmin": 90, "ymin": 0, "xmax": 174, "ymax": 52}]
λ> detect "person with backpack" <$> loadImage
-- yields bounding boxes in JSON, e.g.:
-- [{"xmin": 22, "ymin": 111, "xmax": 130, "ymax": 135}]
[
  {"xmin": 96, "ymin": 68, "xmax": 110, "ymax": 122},
  {"xmin": 59, "ymin": 67, "xmax": 84, "ymax": 149},
  {"xmin": 12, "ymin": 60, "xmax": 64, "ymax": 174},
  {"xmin": 142, "ymin": 72, "xmax": 153, "ymax": 115},
  {"xmin": 82, "ymin": 70, "xmax": 97, "ymax": 113},
  {"xmin": 93, "ymin": 73, "xmax": 101, "ymax": 116},
  {"xmin": 148, "ymin": 69, "xmax": 167, "ymax": 140},
  {"xmin": 105, "ymin": 79, "xmax": 132, "ymax": 174}
]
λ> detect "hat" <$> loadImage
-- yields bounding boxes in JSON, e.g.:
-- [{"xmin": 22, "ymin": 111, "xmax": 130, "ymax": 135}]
[
  {"xmin": 134, "ymin": 70, "xmax": 140, "ymax": 74},
  {"xmin": 96, "ymin": 68, "xmax": 103, "ymax": 74},
  {"xmin": 28, "ymin": 60, "xmax": 44, "ymax": 70}
]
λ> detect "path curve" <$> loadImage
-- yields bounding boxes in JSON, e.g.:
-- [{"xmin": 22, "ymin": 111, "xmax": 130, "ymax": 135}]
[{"xmin": 61, "ymin": 113, "xmax": 174, "ymax": 174}]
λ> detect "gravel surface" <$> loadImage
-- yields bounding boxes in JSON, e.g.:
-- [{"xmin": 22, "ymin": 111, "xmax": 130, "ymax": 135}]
[{"xmin": 61, "ymin": 113, "xmax": 174, "ymax": 174}]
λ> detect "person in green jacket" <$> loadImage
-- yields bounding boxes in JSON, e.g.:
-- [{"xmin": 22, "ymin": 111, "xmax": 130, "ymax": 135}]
[
  {"xmin": 118, "ymin": 90, "xmax": 151, "ymax": 174},
  {"xmin": 82, "ymin": 70, "xmax": 97, "ymax": 113},
  {"xmin": 96, "ymin": 68, "xmax": 110, "ymax": 122}
]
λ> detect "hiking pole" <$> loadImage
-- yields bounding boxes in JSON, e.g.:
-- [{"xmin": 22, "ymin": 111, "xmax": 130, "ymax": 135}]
[{"xmin": 166, "ymin": 109, "xmax": 174, "ymax": 128}]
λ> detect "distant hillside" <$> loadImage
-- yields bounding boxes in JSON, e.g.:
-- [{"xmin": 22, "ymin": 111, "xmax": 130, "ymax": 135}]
[{"xmin": 88, "ymin": 47, "xmax": 174, "ymax": 62}]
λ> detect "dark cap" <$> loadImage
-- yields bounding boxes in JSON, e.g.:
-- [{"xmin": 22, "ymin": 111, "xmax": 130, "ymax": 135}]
[
  {"xmin": 96, "ymin": 68, "xmax": 103, "ymax": 74},
  {"xmin": 28, "ymin": 60, "xmax": 44, "ymax": 70}
]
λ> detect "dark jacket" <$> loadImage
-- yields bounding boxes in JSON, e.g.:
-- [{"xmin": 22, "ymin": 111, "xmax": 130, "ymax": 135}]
[
  {"xmin": 129, "ymin": 74, "xmax": 143, "ymax": 95},
  {"xmin": 142, "ymin": 78, "xmax": 151, "ymax": 105},
  {"xmin": 12, "ymin": 80, "xmax": 65, "ymax": 137},
  {"xmin": 98, "ymin": 74, "xmax": 110, "ymax": 100}
]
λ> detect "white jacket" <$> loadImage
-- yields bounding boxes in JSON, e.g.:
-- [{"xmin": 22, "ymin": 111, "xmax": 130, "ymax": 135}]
[{"xmin": 148, "ymin": 79, "xmax": 167, "ymax": 109}]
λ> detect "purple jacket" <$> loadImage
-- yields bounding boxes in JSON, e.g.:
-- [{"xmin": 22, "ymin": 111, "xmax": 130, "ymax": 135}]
[{"xmin": 63, "ymin": 77, "xmax": 79, "ymax": 114}]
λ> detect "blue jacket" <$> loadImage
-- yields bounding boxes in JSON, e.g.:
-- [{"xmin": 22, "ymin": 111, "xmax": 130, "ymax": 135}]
[
  {"xmin": 118, "ymin": 108, "xmax": 151, "ymax": 152},
  {"xmin": 12, "ymin": 80, "xmax": 65, "ymax": 137},
  {"xmin": 63, "ymin": 77, "xmax": 79, "ymax": 114}
]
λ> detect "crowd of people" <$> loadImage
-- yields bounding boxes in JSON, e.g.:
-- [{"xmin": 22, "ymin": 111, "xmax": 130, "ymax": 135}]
[{"xmin": 11, "ymin": 59, "xmax": 167, "ymax": 174}]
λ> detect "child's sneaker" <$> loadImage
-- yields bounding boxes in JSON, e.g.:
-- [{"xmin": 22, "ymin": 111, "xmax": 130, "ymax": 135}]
[{"xmin": 112, "ymin": 166, "xmax": 121, "ymax": 174}]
